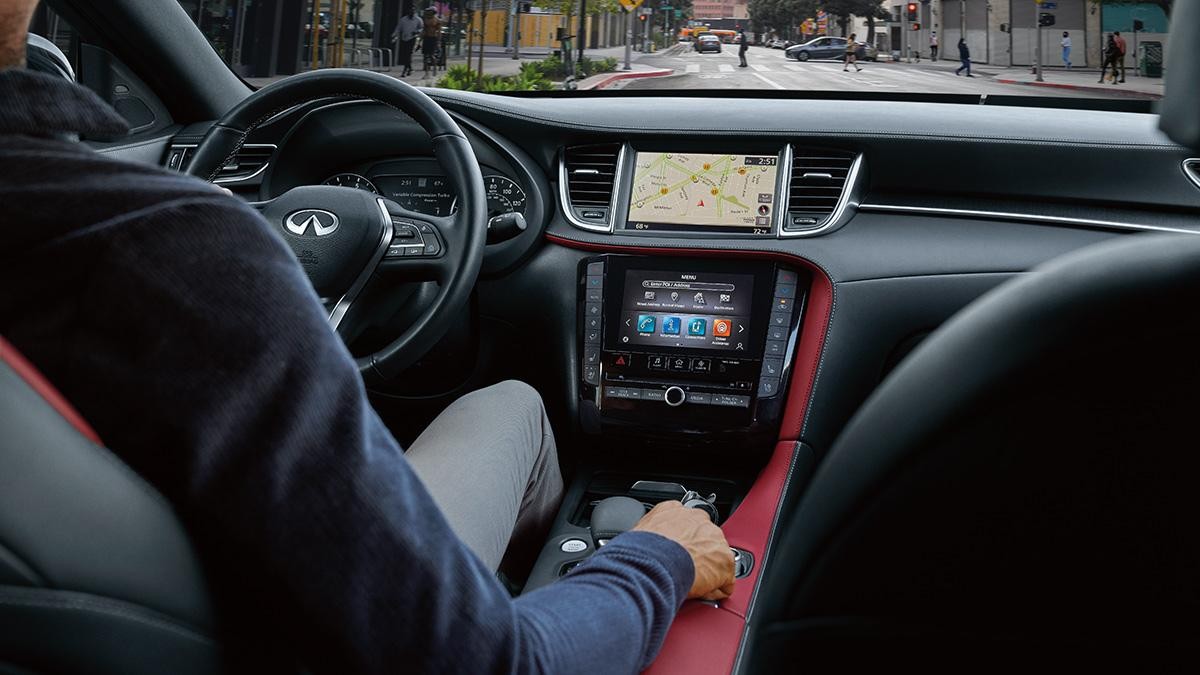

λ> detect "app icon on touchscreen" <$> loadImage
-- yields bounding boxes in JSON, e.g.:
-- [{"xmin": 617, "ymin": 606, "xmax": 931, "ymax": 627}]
[
  {"xmin": 688, "ymin": 318, "xmax": 707, "ymax": 336},
  {"xmin": 662, "ymin": 317, "xmax": 682, "ymax": 335},
  {"xmin": 637, "ymin": 315, "xmax": 656, "ymax": 333},
  {"xmin": 714, "ymin": 319, "xmax": 732, "ymax": 337}
]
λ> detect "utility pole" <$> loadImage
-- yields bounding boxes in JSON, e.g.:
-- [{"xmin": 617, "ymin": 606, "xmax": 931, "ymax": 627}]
[
  {"xmin": 624, "ymin": 8, "xmax": 633, "ymax": 69},
  {"xmin": 578, "ymin": 0, "xmax": 587, "ymax": 64},
  {"xmin": 1034, "ymin": 0, "xmax": 1043, "ymax": 81},
  {"xmin": 509, "ymin": 0, "xmax": 518, "ymax": 59},
  {"xmin": 959, "ymin": 0, "xmax": 965, "ymax": 47}
]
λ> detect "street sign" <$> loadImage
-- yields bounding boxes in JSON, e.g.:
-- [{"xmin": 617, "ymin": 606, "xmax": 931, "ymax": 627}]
[
  {"xmin": 618, "ymin": 0, "xmax": 644, "ymax": 11},
  {"xmin": 639, "ymin": 6, "xmax": 652, "ymax": 15}
]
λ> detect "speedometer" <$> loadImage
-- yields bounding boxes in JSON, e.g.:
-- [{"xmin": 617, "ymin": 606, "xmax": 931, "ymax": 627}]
[
  {"xmin": 323, "ymin": 173, "xmax": 379, "ymax": 194},
  {"xmin": 483, "ymin": 175, "xmax": 527, "ymax": 218}
]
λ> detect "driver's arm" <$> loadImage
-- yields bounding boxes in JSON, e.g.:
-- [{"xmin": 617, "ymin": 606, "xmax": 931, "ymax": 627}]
[{"xmin": 8, "ymin": 190, "xmax": 695, "ymax": 673}]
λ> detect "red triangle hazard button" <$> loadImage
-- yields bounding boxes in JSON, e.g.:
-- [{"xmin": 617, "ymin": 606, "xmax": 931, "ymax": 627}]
[{"xmin": 615, "ymin": 355, "xmax": 627, "ymax": 366}]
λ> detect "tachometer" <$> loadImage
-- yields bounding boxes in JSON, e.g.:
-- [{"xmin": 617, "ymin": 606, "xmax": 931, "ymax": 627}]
[
  {"xmin": 484, "ymin": 175, "xmax": 527, "ymax": 218},
  {"xmin": 323, "ymin": 173, "xmax": 379, "ymax": 194}
]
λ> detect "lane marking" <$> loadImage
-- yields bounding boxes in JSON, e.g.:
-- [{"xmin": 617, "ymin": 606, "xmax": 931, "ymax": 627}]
[
  {"xmin": 751, "ymin": 64, "xmax": 771, "ymax": 72},
  {"xmin": 752, "ymin": 72, "xmax": 786, "ymax": 90},
  {"xmin": 719, "ymin": 64, "xmax": 734, "ymax": 72},
  {"xmin": 686, "ymin": 64, "xmax": 700, "ymax": 73}
]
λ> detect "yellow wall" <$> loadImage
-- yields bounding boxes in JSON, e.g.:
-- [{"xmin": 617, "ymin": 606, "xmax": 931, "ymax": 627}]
[{"xmin": 470, "ymin": 12, "xmax": 598, "ymax": 49}]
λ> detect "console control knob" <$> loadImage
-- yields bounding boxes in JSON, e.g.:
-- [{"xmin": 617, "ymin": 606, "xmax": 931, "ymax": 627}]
[{"xmin": 663, "ymin": 386, "xmax": 686, "ymax": 407}]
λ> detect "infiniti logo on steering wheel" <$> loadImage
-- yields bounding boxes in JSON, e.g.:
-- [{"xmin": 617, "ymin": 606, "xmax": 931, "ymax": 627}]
[{"xmin": 284, "ymin": 209, "xmax": 339, "ymax": 237}]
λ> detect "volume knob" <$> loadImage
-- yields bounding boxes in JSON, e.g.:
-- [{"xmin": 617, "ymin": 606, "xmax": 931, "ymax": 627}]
[{"xmin": 663, "ymin": 386, "xmax": 686, "ymax": 407}]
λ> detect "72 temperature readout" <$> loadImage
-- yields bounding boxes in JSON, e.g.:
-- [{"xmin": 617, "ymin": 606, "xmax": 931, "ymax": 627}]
[{"xmin": 744, "ymin": 156, "xmax": 777, "ymax": 166}]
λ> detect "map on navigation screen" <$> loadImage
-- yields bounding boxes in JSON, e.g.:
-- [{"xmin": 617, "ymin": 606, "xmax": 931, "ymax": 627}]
[{"xmin": 627, "ymin": 152, "xmax": 779, "ymax": 232}]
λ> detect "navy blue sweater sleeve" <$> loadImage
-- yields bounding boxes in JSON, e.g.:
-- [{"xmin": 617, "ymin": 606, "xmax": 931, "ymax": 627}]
[{"xmin": 10, "ymin": 194, "xmax": 693, "ymax": 673}]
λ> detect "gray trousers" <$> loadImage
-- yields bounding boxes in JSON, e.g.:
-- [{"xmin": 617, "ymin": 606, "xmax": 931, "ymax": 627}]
[{"xmin": 406, "ymin": 380, "xmax": 563, "ymax": 575}]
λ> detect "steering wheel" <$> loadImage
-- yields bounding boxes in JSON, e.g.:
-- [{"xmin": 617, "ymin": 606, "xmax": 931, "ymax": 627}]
[{"xmin": 187, "ymin": 69, "xmax": 487, "ymax": 384}]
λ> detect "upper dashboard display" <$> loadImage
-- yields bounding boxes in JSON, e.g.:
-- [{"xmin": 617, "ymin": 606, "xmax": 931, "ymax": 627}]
[{"xmin": 627, "ymin": 152, "xmax": 779, "ymax": 234}]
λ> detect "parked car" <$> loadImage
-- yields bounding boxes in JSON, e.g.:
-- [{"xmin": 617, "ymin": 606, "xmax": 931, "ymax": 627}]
[
  {"xmin": 786, "ymin": 36, "xmax": 878, "ymax": 61},
  {"xmin": 767, "ymin": 38, "xmax": 787, "ymax": 49},
  {"xmin": 694, "ymin": 34, "xmax": 722, "ymax": 54}
]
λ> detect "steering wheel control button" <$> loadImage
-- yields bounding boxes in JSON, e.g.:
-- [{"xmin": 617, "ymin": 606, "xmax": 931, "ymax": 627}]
[
  {"xmin": 664, "ymin": 386, "xmax": 686, "ymax": 407},
  {"xmin": 560, "ymin": 539, "xmax": 589, "ymax": 554},
  {"xmin": 393, "ymin": 225, "xmax": 417, "ymax": 239},
  {"xmin": 422, "ymin": 238, "xmax": 441, "ymax": 256}
]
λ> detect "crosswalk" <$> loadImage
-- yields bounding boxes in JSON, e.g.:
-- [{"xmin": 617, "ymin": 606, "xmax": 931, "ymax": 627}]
[{"xmin": 669, "ymin": 56, "xmax": 963, "ymax": 78}]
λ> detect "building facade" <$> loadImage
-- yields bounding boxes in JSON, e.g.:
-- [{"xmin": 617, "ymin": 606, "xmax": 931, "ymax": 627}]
[{"xmin": 846, "ymin": 1, "xmax": 1168, "ymax": 70}]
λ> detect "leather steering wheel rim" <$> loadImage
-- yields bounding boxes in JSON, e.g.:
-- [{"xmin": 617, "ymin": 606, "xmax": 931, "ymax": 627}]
[{"xmin": 187, "ymin": 69, "xmax": 487, "ymax": 385}]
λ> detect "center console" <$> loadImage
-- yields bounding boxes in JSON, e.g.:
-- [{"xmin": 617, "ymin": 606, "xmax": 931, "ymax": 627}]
[{"xmin": 578, "ymin": 255, "xmax": 806, "ymax": 444}]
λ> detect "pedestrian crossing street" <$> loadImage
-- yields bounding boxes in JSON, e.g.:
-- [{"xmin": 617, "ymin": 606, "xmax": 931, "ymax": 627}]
[{"xmin": 628, "ymin": 48, "xmax": 1014, "ymax": 94}]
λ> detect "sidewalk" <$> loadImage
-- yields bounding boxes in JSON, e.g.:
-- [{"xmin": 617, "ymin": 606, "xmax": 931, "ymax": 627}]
[
  {"xmin": 989, "ymin": 67, "xmax": 1163, "ymax": 99},
  {"xmin": 874, "ymin": 57, "xmax": 1163, "ymax": 98}
]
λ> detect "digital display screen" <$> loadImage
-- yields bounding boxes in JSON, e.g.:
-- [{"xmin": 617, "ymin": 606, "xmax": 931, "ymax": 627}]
[
  {"xmin": 627, "ymin": 152, "xmax": 779, "ymax": 233},
  {"xmin": 617, "ymin": 270, "xmax": 754, "ymax": 352},
  {"xmin": 373, "ymin": 175, "xmax": 456, "ymax": 216}
]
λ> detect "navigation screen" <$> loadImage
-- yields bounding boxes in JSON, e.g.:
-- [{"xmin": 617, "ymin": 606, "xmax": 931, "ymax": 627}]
[
  {"xmin": 618, "ymin": 269, "xmax": 754, "ymax": 352},
  {"xmin": 627, "ymin": 152, "xmax": 779, "ymax": 233}
]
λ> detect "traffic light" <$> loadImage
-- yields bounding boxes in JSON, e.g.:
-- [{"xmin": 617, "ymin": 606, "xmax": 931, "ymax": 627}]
[
  {"xmin": 1038, "ymin": 12, "xmax": 1055, "ymax": 27},
  {"xmin": 1133, "ymin": 19, "xmax": 1144, "ymax": 31},
  {"xmin": 906, "ymin": 3, "xmax": 918, "ymax": 21},
  {"xmin": 638, "ymin": 14, "xmax": 647, "ymax": 22},
  {"xmin": 911, "ymin": 22, "xmax": 920, "ymax": 31}
]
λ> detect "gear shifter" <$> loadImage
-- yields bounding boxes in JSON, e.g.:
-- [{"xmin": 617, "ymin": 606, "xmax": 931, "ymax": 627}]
[
  {"xmin": 589, "ymin": 496, "xmax": 647, "ymax": 548},
  {"xmin": 590, "ymin": 483, "xmax": 722, "ymax": 549}
]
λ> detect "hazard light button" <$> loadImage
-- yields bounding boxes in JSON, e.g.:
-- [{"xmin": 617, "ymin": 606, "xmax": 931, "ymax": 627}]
[{"xmin": 612, "ymin": 352, "xmax": 631, "ymax": 368}]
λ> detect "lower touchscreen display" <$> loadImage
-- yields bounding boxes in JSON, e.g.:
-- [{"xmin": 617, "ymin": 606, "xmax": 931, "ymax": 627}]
[
  {"xmin": 626, "ymin": 152, "xmax": 779, "ymax": 233},
  {"xmin": 618, "ymin": 269, "xmax": 754, "ymax": 352}
]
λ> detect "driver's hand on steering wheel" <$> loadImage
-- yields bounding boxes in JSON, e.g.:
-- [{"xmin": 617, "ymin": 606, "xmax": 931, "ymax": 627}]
[{"xmin": 633, "ymin": 501, "xmax": 736, "ymax": 601}]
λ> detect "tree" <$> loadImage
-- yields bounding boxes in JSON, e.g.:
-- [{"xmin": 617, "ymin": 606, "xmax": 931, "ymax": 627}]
[
  {"xmin": 818, "ymin": 0, "xmax": 886, "ymax": 37},
  {"xmin": 748, "ymin": 0, "xmax": 818, "ymax": 38}
]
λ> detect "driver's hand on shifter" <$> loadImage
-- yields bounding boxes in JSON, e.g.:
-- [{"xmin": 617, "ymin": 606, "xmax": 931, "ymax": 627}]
[{"xmin": 633, "ymin": 501, "xmax": 736, "ymax": 601}]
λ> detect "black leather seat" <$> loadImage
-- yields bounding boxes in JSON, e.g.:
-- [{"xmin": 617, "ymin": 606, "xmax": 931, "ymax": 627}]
[
  {"xmin": 0, "ymin": 338, "xmax": 220, "ymax": 674},
  {"xmin": 743, "ymin": 234, "xmax": 1200, "ymax": 671}
]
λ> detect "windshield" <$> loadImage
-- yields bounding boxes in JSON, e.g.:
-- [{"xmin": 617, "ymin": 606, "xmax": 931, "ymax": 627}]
[{"xmin": 176, "ymin": 0, "xmax": 1169, "ymax": 102}]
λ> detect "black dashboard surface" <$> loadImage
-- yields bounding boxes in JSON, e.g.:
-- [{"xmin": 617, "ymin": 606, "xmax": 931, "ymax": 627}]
[{"xmin": 171, "ymin": 93, "xmax": 1199, "ymax": 453}]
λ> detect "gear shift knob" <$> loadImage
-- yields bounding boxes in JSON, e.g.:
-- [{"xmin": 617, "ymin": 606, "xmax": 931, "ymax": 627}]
[{"xmin": 590, "ymin": 496, "xmax": 647, "ymax": 547}]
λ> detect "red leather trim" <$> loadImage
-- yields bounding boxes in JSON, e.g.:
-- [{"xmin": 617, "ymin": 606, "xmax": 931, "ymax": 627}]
[
  {"xmin": 543, "ymin": 232, "xmax": 833, "ymax": 442},
  {"xmin": 0, "ymin": 335, "xmax": 103, "ymax": 445},
  {"xmin": 715, "ymin": 440, "xmax": 796, "ymax": 618},
  {"xmin": 644, "ymin": 602, "xmax": 746, "ymax": 675},
  {"xmin": 543, "ymin": 234, "xmax": 834, "ymax": 674}
]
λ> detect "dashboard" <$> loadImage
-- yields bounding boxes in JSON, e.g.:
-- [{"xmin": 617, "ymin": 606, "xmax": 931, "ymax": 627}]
[{"xmin": 323, "ymin": 166, "xmax": 527, "ymax": 220}]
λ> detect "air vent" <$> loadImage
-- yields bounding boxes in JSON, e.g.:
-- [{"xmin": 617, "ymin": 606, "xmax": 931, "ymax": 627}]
[
  {"xmin": 786, "ymin": 149, "xmax": 857, "ymax": 231},
  {"xmin": 164, "ymin": 143, "xmax": 276, "ymax": 183},
  {"xmin": 562, "ymin": 143, "xmax": 622, "ymax": 230},
  {"xmin": 1185, "ymin": 159, "xmax": 1200, "ymax": 191}
]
